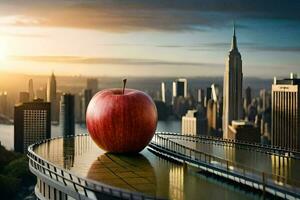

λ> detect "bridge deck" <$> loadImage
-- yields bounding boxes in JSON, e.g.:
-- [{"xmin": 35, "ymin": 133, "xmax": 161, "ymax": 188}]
[
  {"xmin": 150, "ymin": 133, "xmax": 300, "ymax": 199},
  {"xmin": 161, "ymin": 134, "xmax": 300, "ymax": 182}
]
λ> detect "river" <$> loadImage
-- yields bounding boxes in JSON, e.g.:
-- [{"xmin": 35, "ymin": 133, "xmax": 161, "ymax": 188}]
[{"xmin": 0, "ymin": 120, "xmax": 181, "ymax": 150}]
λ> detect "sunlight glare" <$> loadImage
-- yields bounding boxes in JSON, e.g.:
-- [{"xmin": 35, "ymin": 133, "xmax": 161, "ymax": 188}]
[{"xmin": 0, "ymin": 43, "xmax": 7, "ymax": 61}]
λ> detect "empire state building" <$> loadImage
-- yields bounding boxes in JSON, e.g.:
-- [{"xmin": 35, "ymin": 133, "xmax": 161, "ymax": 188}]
[{"xmin": 223, "ymin": 25, "xmax": 243, "ymax": 139}]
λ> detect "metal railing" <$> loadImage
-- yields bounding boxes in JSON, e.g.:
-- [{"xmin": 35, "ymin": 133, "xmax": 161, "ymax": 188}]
[
  {"xmin": 156, "ymin": 132, "xmax": 300, "ymax": 159},
  {"xmin": 148, "ymin": 134, "xmax": 300, "ymax": 199},
  {"xmin": 28, "ymin": 134, "xmax": 163, "ymax": 200},
  {"xmin": 28, "ymin": 132, "xmax": 300, "ymax": 199}
]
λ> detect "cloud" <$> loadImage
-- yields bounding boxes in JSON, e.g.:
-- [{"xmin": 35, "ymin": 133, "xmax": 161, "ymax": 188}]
[
  {"xmin": 185, "ymin": 42, "xmax": 300, "ymax": 53},
  {"xmin": 0, "ymin": 30, "xmax": 46, "ymax": 38},
  {"xmin": 0, "ymin": 15, "xmax": 44, "ymax": 26},
  {"xmin": 10, "ymin": 55, "xmax": 220, "ymax": 67},
  {"xmin": 249, "ymin": 46, "xmax": 300, "ymax": 52},
  {"xmin": 97, "ymin": 41, "xmax": 300, "ymax": 53},
  {"xmin": 0, "ymin": 0, "xmax": 299, "ymax": 32}
]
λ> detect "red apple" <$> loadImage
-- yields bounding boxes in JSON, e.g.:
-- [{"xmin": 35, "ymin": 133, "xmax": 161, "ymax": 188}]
[{"xmin": 86, "ymin": 80, "xmax": 158, "ymax": 153}]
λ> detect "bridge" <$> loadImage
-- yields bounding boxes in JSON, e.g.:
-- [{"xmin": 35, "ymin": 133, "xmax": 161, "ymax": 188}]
[
  {"xmin": 148, "ymin": 132, "xmax": 300, "ymax": 200},
  {"xmin": 28, "ymin": 132, "xmax": 300, "ymax": 200}
]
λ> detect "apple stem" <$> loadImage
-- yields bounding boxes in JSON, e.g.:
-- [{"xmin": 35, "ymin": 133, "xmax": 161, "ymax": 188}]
[{"xmin": 122, "ymin": 79, "xmax": 127, "ymax": 95}]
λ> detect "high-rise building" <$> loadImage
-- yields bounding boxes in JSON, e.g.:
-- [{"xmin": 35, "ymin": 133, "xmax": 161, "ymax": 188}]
[
  {"xmin": 244, "ymin": 86, "xmax": 252, "ymax": 114},
  {"xmin": 47, "ymin": 72, "xmax": 57, "ymax": 122},
  {"xmin": 14, "ymin": 99, "xmax": 51, "ymax": 153},
  {"xmin": 87, "ymin": 78, "xmax": 98, "ymax": 95},
  {"xmin": 172, "ymin": 81, "xmax": 176, "ymax": 98},
  {"xmin": 165, "ymin": 87, "xmax": 172, "ymax": 106},
  {"xmin": 197, "ymin": 88, "xmax": 204, "ymax": 105},
  {"xmin": 81, "ymin": 89, "xmax": 92, "ymax": 122},
  {"xmin": 204, "ymin": 87, "xmax": 212, "ymax": 107},
  {"xmin": 36, "ymin": 86, "xmax": 47, "ymax": 101},
  {"xmin": 228, "ymin": 120, "xmax": 260, "ymax": 143},
  {"xmin": 0, "ymin": 91, "xmax": 8, "ymax": 116},
  {"xmin": 211, "ymin": 84, "xmax": 220, "ymax": 102},
  {"xmin": 173, "ymin": 78, "xmax": 188, "ymax": 98},
  {"xmin": 28, "ymin": 79, "xmax": 35, "ymax": 101},
  {"xmin": 154, "ymin": 100, "xmax": 169, "ymax": 120},
  {"xmin": 161, "ymin": 82, "xmax": 166, "ymax": 103},
  {"xmin": 60, "ymin": 94, "xmax": 75, "ymax": 136},
  {"xmin": 74, "ymin": 93, "xmax": 83, "ymax": 123},
  {"xmin": 19, "ymin": 92, "xmax": 30, "ymax": 103},
  {"xmin": 223, "ymin": 25, "xmax": 243, "ymax": 139},
  {"xmin": 56, "ymin": 91, "xmax": 62, "ymax": 122},
  {"xmin": 207, "ymin": 99, "xmax": 218, "ymax": 134},
  {"xmin": 182, "ymin": 109, "xmax": 207, "ymax": 135},
  {"xmin": 260, "ymin": 89, "xmax": 271, "ymax": 112},
  {"xmin": 271, "ymin": 73, "xmax": 300, "ymax": 150}
]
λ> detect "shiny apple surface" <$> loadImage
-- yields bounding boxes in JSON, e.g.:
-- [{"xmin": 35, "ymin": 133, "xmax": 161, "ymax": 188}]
[{"xmin": 86, "ymin": 88, "xmax": 157, "ymax": 153}]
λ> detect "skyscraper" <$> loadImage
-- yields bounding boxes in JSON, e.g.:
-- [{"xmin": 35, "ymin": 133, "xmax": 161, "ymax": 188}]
[
  {"xmin": 81, "ymin": 89, "xmax": 92, "ymax": 123},
  {"xmin": 271, "ymin": 73, "xmax": 300, "ymax": 150},
  {"xmin": 197, "ymin": 88, "xmax": 204, "ymax": 105},
  {"xmin": 19, "ymin": 92, "xmax": 30, "ymax": 103},
  {"xmin": 14, "ymin": 99, "xmax": 51, "ymax": 153},
  {"xmin": 0, "ymin": 91, "xmax": 8, "ymax": 116},
  {"xmin": 228, "ymin": 120, "xmax": 260, "ymax": 143},
  {"xmin": 223, "ymin": 25, "xmax": 243, "ymax": 139},
  {"xmin": 36, "ymin": 86, "xmax": 47, "ymax": 101},
  {"xmin": 47, "ymin": 72, "xmax": 57, "ymax": 122},
  {"xmin": 172, "ymin": 78, "xmax": 188, "ymax": 98},
  {"xmin": 28, "ymin": 79, "xmax": 35, "ymax": 101},
  {"xmin": 211, "ymin": 84, "xmax": 220, "ymax": 102},
  {"xmin": 74, "ymin": 93, "xmax": 83, "ymax": 123},
  {"xmin": 60, "ymin": 94, "xmax": 75, "ymax": 136},
  {"xmin": 161, "ymin": 82, "xmax": 166, "ymax": 103},
  {"xmin": 87, "ymin": 78, "xmax": 98, "ymax": 95},
  {"xmin": 204, "ymin": 87, "xmax": 212, "ymax": 107},
  {"xmin": 182, "ymin": 109, "xmax": 207, "ymax": 136},
  {"xmin": 260, "ymin": 89, "xmax": 271, "ymax": 112},
  {"xmin": 207, "ymin": 99, "xmax": 218, "ymax": 135},
  {"xmin": 244, "ymin": 86, "xmax": 252, "ymax": 114},
  {"xmin": 56, "ymin": 91, "xmax": 62, "ymax": 122}
]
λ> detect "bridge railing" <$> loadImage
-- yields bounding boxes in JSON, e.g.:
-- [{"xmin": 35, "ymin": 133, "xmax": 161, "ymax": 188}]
[
  {"xmin": 150, "ymin": 134, "xmax": 300, "ymax": 196},
  {"xmin": 28, "ymin": 134, "xmax": 161, "ymax": 200},
  {"xmin": 156, "ymin": 132, "xmax": 300, "ymax": 158}
]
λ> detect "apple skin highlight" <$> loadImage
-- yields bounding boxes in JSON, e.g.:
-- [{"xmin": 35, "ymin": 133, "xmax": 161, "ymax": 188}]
[{"xmin": 86, "ymin": 88, "xmax": 158, "ymax": 153}]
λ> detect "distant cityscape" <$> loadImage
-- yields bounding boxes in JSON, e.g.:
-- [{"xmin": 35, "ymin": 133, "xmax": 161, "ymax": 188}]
[
  {"xmin": 0, "ymin": 24, "xmax": 298, "ymax": 200},
  {"xmin": 0, "ymin": 1, "xmax": 300, "ymax": 199},
  {"xmin": 0, "ymin": 26, "xmax": 297, "ymax": 155}
]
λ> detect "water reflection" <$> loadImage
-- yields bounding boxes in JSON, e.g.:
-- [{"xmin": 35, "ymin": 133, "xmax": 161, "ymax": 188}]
[
  {"xmin": 169, "ymin": 165, "xmax": 184, "ymax": 200},
  {"xmin": 87, "ymin": 153, "xmax": 156, "ymax": 196},
  {"xmin": 169, "ymin": 135, "xmax": 300, "ymax": 184},
  {"xmin": 34, "ymin": 135, "xmax": 94, "ymax": 169},
  {"xmin": 270, "ymin": 155, "xmax": 300, "ymax": 186},
  {"xmin": 63, "ymin": 138, "xmax": 75, "ymax": 170}
]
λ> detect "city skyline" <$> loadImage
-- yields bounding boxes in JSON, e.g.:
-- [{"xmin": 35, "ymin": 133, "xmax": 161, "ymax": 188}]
[
  {"xmin": 0, "ymin": 1, "xmax": 298, "ymax": 77},
  {"xmin": 0, "ymin": 2, "xmax": 300, "ymax": 200}
]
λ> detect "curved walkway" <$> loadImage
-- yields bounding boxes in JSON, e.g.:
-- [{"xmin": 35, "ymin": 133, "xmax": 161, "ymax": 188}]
[
  {"xmin": 28, "ymin": 134, "xmax": 162, "ymax": 200},
  {"xmin": 148, "ymin": 133, "xmax": 300, "ymax": 199},
  {"xmin": 28, "ymin": 132, "xmax": 300, "ymax": 199},
  {"xmin": 158, "ymin": 132, "xmax": 300, "ymax": 159}
]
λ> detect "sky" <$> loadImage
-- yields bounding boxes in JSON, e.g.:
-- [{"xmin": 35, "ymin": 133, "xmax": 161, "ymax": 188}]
[{"xmin": 0, "ymin": 0, "xmax": 299, "ymax": 78}]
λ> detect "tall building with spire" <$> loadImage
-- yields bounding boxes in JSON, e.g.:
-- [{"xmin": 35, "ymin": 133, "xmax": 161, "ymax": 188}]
[
  {"xmin": 223, "ymin": 25, "xmax": 243, "ymax": 139},
  {"xmin": 47, "ymin": 72, "xmax": 57, "ymax": 122}
]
